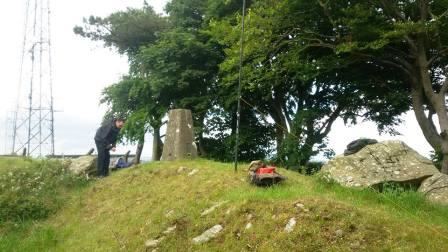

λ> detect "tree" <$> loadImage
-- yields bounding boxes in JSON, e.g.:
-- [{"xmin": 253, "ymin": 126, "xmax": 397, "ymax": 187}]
[
  {"xmin": 278, "ymin": 0, "xmax": 448, "ymax": 173},
  {"xmin": 74, "ymin": 4, "xmax": 169, "ymax": 161},
  {"xmin": 73, "ymin": 4, "xmax": 169, "ymax": 56},
  {"xmin": 209, "ymin": 0, "xmax": 410, "ymax": 166},
  {"xmin": 133, "ymin": 29, "xmax": 222, "ymax": 155},
  {"xmin": 132, "ymin": 0, "xmax": 270, "ymax": 160}
]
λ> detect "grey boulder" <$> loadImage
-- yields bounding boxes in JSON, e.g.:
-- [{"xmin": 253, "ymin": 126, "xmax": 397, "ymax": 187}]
[
  {"xmin": 419, "ymin": 173, "xmax": 448, "ymax": 205},
  {"xmin": 68, "ymin": 155, "xmax": 97, "ymax": 176},
  {"xmin": 320, "ymin": 140, "xmax": 439, "ymax": 188}
]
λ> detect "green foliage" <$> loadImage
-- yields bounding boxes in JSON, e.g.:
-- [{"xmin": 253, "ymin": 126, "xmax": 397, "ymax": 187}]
[
  {"xmin": 280, "ymin": 0, "xmax": 448, "ymax": 167},
  {"xmin": 73, "ymin": 4, "xmax": 169, "ymax": 55},
  {"xmin": 205, "ymin": 0, "xmax": 250, "ymax": 20},
  {"xmin": 0, "ymin": 158, "xmax": 88, "ymax": 224},
  {"xmin": 135, "ymin": 29, "xmax": 221, "ymax": 113},
  {"xmin": 165, "ymin": 0, "xmax": 206, "ymax": 29},
  {"xmin": 75, "ymin": 4, "xmax": 170, "ymax": 158},
  {"xmin": 431, "ymin": 150, "xmax": 443, "ymax": 171},
  {"xmin": 208, "ymin": 0, "xmax": 407, "ymax": 165},
  {"xmin": 76, "ymin": 0, "xmax": 448, "ymax": 166},
  {"xmin": 285, "ymin": 160, "xmax": 325, "ymax": 175},
  {"xmin": 202, "ymin": 106, "xmax": 275, "ymax": 161},
  {"xmin": 101, "ymin": 76, "xmax": 166, "ymax": 144}
]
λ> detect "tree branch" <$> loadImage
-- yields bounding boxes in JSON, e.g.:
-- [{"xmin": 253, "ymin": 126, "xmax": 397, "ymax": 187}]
[
  {"xmin": 318, "ymin": 105, "xmax": 344, "ymax": 137},
  {"xmin": 439, "ymin": 78, "xmax": 448, "ymax": 98},
  {"xmin": 411, "ymin": 83, "xmax": 442, "ymax": 149},
  {"xmin": 404, "ymin": 35, "xmax": 418, "ymax": 54},
  {"xmin": 418, "ymin": 0, "xmax": 429, "ymax": 21},
  {"xmin": 378, "ymin": 0, "xmax": 406, "ymax": 21},
  {"xmin": 352, "ymin": 51, "xmax": 414, "ymax": 77},
  {"xmin": 317, "ymin": 0, "xmax": 337, "ymax": 27},
  {"xmin": 428, "ymin": 107, "xmax": 439, "ymax": 135},
  {"xmin": 428, "ymin": 47, "xmax": 448, "ymax": 66}
]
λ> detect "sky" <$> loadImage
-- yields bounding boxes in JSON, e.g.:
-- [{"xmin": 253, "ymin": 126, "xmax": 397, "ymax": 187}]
[
  {"xmin": 0, "ymin": 0, "xmax": 434, "ymax": 160},
  {"xmin": 0, "ymin": 0, "xmax": 167, "ymax": 159}
]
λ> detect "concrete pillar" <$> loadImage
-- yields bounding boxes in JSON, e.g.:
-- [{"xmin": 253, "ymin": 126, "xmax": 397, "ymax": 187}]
[{"xmin": 161, "ymin": 109, "xmax": 198, "ymax": 160}]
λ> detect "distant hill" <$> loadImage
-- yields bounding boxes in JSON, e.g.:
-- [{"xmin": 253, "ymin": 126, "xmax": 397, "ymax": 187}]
[{"xmin": 2, "ymin": 158, "xmax": 448, "ymax": 251}]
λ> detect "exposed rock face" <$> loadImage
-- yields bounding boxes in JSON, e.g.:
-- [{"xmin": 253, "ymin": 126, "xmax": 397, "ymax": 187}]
[
  {"xmin": 419, "ymin": 173, "xmax": 448, "ymax": 205},
  {"xmin": 284, "ymin": 218, "xmax": 296, "ymax": 233},
  {"xmin": 68, "ymin": 155, "xmax": 97, "ymax": 176},
  {"xmin": 320, "ymin": 140, "xmax": 439, "ymax": 188},
  {"xmin": 200, "ymin": 201, "xmax": 228, "ymax": 216},
  {"xmin": 248, "ymin": 160, "xmax": 265, "ymax": 171},
  {"xmin": 192, "ymin": 225, "xmax": 223, "ymax": 244},
  {"xmin": 161, "ymin": 109, "xmax": 198, "ymax": 161}
]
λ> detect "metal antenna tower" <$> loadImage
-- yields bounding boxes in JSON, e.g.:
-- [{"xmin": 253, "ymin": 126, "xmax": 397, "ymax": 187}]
[{"xmin": 11, "ymin": 0, "xmax": 55, "ymax": 156}]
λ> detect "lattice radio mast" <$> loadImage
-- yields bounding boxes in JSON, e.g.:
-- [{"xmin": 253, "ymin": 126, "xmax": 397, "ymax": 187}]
[{"xmin": 11, "ymin": 0, "xmax": 55, "ymax": 156}]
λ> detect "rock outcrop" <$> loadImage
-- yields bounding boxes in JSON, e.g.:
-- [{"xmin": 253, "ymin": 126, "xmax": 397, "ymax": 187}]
[
  {"xmin": 321, "ymin": 140, "xmax": 439, "ymax": 188},
  {"xmin": 418, "ymin": 173, "xmax": 448, "ymax": 205},
  {"xmin": 68, "ymin": 155, "xmax": 97, "ymax": 176},
  {"xmin": 192, "ymin": 225, "xmax": 223, "ymax": 244}
]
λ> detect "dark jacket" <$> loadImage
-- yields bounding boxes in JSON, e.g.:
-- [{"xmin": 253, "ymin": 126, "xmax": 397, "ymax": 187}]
[{"xmin": 94, "ymin": 119, "xmax": 121, "ymax": 148}]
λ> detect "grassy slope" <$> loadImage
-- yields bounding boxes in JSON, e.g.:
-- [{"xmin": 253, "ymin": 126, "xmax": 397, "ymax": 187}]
[{"xmin": 3, "ymin": 159, "xmax": 448, "ymax": 251}]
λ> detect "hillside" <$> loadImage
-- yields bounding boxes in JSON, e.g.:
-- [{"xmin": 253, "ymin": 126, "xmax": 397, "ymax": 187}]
[{"xmin": 2, "ymin": 158, "xmax": 448, "ymax": 251}]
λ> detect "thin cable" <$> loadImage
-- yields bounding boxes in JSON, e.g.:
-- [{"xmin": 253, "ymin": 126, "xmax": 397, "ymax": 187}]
[{"xmin": 234, "ymin": 0, "xmax": 247, "ymax": 172}]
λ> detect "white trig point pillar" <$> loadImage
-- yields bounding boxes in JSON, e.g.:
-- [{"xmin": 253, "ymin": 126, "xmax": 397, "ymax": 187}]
[{"xmin": 161, "ymin": 109, "xmax": 198, "ymax": 160}]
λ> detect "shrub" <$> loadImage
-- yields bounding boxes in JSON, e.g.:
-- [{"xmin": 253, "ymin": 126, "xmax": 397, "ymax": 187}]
[{"xmin": 0, "ymin": 158, "xmax": 89, "ymax": 223}]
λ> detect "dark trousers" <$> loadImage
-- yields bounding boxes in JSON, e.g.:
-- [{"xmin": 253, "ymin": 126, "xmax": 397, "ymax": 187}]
[{"xmin": 95, "ymin": 142, "xmax": 110, "ymax": 177}]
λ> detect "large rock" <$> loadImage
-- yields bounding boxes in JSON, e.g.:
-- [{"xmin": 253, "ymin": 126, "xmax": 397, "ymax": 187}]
[
  {"xmin": 192, "ymin": 224, "xmax": 223, "ymax": 244},
  {"xmin": 161, "ymin": 109, "xmax": 198, "ymax": 161},
  {"xmin": 320, "ymin": 140, "xmax": 439, "ymax": 188},
  {"xmin": 419, "ymin": 173, "xmax": 448, "ymax": 205},
  {"xmin": 68, "ymin": 155, "xmax": 97, "ymax": 176}
]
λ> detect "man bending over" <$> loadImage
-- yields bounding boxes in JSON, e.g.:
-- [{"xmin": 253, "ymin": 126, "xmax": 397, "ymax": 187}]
[{"xmin": 94, "ymin": 117, "xmax": 125, "ymax": 177}]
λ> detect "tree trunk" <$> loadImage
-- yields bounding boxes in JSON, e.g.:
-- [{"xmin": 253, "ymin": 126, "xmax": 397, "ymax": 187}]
[
  {"xmin": 275, "ymin": 125, "xmax": 286, "ymax": 153},
  {"xmin": 410, "ymin": 85, "xmax": 441, "ymax": 150},
  {"xmin": 441, "ymin": 153, "xmax": 448, "ymax": 174},
  {"xmin": 196, "ymin": 114, "xmax": 207, "ymax": 156},
  {"xmin": 152, "ymin": 126, "xmax": 163, "ymax": 161},
  {"xmin": 268, "ymin": 100, "xmax": 288, "ymax": 155},
  {"xmin": 411, "ymin": 82, "xmax": 448, "ymax": 175},
  {"xmin": 133, "ymin": 137, "xmax": 144, "ymax": 164},
  {"xmin": 412, "ymin": 40, "xmax": 448, "ymax": 174},
  {"xmin": 198, "ymin": 135, "xmax": 207, "ymax": 156}
]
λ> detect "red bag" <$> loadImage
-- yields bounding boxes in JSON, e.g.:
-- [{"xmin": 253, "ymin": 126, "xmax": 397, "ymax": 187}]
[{"xmin": 256, "ymin": 167, "xmax": 276, "ymax": 174}]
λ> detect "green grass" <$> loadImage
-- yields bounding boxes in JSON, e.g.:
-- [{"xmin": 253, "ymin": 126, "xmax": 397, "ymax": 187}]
[
  {"xmin": 1, "ymin": 158, "xmax": 448, "ymax": 251},
  {"xmin": 0, "ymin": 157, "xmax": 89, "ymax": 236}
]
